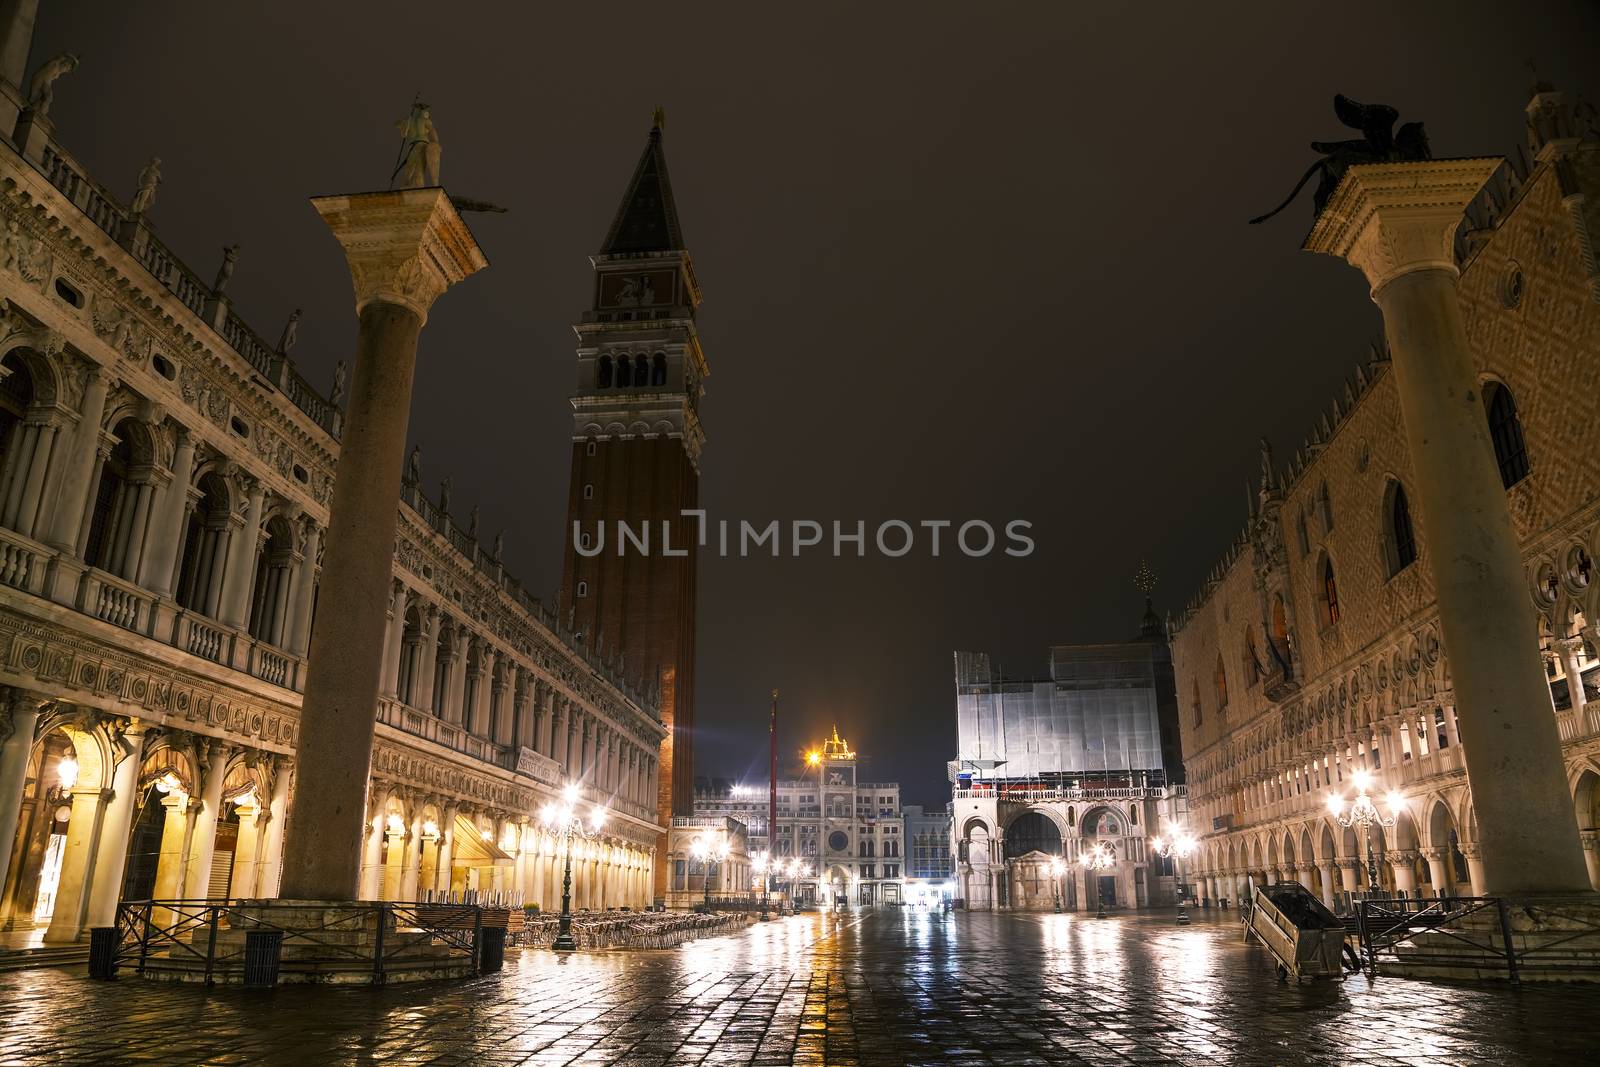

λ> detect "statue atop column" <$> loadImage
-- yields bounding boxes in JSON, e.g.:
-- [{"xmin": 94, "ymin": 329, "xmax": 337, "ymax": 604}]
[
  {"xmin": 1249, "ymin": 95, "xmax": 1431, "ymax": 225},
  {"xmin": 129, "ymin": 157, "xmax": 162, "ymax": 215},
  {"xmin": 392, "ymin": 100, "xmax": 442, "ymax": 189},
  {"xmin": 26, "ymin": 52, "xmax": 78, "ymax": 122}
]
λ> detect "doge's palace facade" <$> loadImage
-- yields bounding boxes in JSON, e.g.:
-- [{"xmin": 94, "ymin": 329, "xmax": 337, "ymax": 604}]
[
  {"xmin": 0, "ymin": 40, "xmax": 662, "ymax": 946},
  {"xmin": 1171, "ymin": 85, "xmax": 1600, "ymax": 912}
]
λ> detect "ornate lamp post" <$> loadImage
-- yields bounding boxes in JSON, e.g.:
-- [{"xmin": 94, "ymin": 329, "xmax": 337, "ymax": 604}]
[
  {"xmin": 1048, "ymin": 855, "xmax": 1065, "ymax": 913},
  {"xmin": 1080, "ymin": 842, "xmax": 1115, "ymax": 919},
  {"xmin": 691, "ymin": 832, "xmax": 730, "ymax": 912},
  {"xmin": 1326, "ymin": 769, "xmax": 1401, "ymax": 896},
  {"xmin": 753, "ymin": 850, "xmax": 771, "ymax": 920},
  {"xmin": 540, "ymin": 784, "xmax": 608, "ymax": 953},
  {"xmin": 1150, "ymin": 829, "xmax": 1197, "ymax": 925}
]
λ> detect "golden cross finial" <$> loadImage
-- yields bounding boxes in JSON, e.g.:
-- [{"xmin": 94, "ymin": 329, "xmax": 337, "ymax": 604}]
[
  {"xmin": 1134, "ymin": 559, "xmax": 1158, "ymax": 595},
  {"xmin": 652, "ymin": 106, "xmax": 667, "ymax": 130}
]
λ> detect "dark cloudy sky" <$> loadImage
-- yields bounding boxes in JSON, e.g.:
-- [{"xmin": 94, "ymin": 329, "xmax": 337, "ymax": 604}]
[{"xmin": 32, "ymin": 1, "xmax": 1600, "ymax": 805}]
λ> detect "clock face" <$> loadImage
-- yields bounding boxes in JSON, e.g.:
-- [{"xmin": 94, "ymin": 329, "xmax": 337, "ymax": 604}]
[{"xmin": 828, "ymin": 831, "xmax": 850, "ymax": 853}]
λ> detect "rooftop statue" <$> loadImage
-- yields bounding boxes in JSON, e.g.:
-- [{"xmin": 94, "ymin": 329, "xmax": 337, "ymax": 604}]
[
  {"xmin": 392, "ymin": 100, "xmax": 441, "ymax": 189},
  {"xmin": 1248, "ymin": 95, "xmax": 1431, "ymax": 225},
  {"xmin": 27, "ymin": 52, "xmax": 78, "ymax": 123}
]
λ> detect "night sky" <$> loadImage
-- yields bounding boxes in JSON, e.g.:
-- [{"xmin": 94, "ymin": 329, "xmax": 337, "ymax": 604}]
[{"xmin": 31, "ymin": 2, "xmax": 1600, "ymax": 806}]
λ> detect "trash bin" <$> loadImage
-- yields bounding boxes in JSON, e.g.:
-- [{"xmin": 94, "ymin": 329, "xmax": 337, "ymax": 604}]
[
  {"xmin": 243, "ymin": 929, "xmax": 284, "ymax": 989},
  {"xmin": 479, "ymin": 925, "xmax": 506, "ymax": 972},
  {"xmin": 87, "ymin": 926, "xmax": 119, "ymax": 980}
]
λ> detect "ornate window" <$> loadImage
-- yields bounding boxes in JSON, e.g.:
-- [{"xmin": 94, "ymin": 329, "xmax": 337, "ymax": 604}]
[
  {"xmin": 651, "ymin": 351, "xmax": 667, "ymax": 386},
  {"xmin": 176, "ymin": 473, "xmax": 232, "ymax": 616},
  {"xmin": 0, "ymin": 354, "xmax": 32, "ymax": 505},
  {"xmin": 1214, "ymin": 654, "xmax": 1229, "ymax": 710},
  {"xmin": 1191, "ymin": 680, "xmax": 1202, "ymax": 726},
  {"xmin": 614, "ymin": 354, "xmax": 631, "ymax": 388},
  {"xmin": 84, "ymin": 423, "xmax": 136, "ymax": 573},
  {"xmin": 1318, "ymin": 482, "xmax": 1335, "ymax": 532},
  {"xmin": 1484, "ymin": 381, "xmax": 1530, "ymax": 488},
  {"xmin": 1385, "ymin": 482, "xmax": 1417, "ymax": 576},
  {"xmin": 1320, "ymin": 558, "xmax": 1341, "ymax": 627},
  {"xmin": 248, "ymin": 515, "xmax": 297, "ymax": 645},
  {"xmin": 1244, "ymin": 628, "xmax": 1260, "ymax": 686},
  {"xmin": 634, "ymin": 354, "xmax": 649, "ymax": 388},
  {"xmin": 595, "ymin": 355, "xmax": 613, "ymax": 389}
]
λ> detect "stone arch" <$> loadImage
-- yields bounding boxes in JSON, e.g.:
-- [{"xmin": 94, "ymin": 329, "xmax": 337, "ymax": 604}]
[
  {"xmin": 1318, "ymin": 822, "xmax": 1338, "ymax": 864},
  {"xmin": 1002, "ymin": 810, "xmax": 1063, "ymax": 859},
  {"xmin": 0, "ymin": 336, "xmax": 64, "ymax": 406}
]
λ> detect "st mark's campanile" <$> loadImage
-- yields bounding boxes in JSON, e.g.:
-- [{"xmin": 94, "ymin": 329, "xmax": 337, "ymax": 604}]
[{"xmin": 561, "ymin": 115, "xmax": 705, "ymax": 900}]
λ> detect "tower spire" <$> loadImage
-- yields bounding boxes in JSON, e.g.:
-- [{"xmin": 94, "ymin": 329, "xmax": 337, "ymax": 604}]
[{"xmin": 599, "ymin": 113, "xmax": 684, "ymax": 255}]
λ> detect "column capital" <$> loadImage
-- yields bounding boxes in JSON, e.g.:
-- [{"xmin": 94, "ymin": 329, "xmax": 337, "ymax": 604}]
[
  {"xmin": 311, "ymin": 188, "xmax": 487, "ymax": 323},
  {"xmin": 1303, "ymin": 158, "xmax": 1502, "ymax": 293}
]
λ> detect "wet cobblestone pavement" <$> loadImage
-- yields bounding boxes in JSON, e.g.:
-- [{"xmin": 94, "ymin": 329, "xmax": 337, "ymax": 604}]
[{"xmin": 2, "ymin": 908, "xmax": 1598, "ymax": 1065}]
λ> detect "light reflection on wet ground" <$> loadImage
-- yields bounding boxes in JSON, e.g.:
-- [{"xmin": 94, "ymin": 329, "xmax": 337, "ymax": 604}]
[{"xmin": 1, "ymin": 907, "xmax": 1596, "ymax": 1064}]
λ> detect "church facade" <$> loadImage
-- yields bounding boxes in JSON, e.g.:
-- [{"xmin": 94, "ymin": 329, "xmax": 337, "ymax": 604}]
[
  {"xmin": 1170, "ymin": 86, "xmax": 1600, "ymax": 912},
  {"xmin": 0, "ymin": 29, "xmax": 664, "ymax": 948}
]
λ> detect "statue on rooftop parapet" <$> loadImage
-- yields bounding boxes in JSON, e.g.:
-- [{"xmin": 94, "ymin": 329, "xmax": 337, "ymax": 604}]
[
  {"xmin": 213, "ymin": 243, "xmax": 240, "ymax": 295},
  {"xmin": 406, "ymin": 445, "xmax": 422, "ymax": 485},
  {"xmin": 276, "ymin": 308, "xmax": 301, "ymax": 355},
  {"xmin": 129, "ymin": 157, "xmax": 162, "ymax": 215},
  {"xmin": 1248, "ymin": 95, "xmax": 1431, "ymax": 226},
  {"xmin": 392, "ymin": 100, "xmax": 441, "ymax": 189},
  {"xmin": 330, "ymin": 360, "xmax": 347, "ymax": 407},
  {"xmin": 26, "ymin": 53, "xmax": 78, "ymax": 122}
]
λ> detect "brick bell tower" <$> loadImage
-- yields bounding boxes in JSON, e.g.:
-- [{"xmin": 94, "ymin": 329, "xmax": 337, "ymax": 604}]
[{"xmin": 560, "ymin": 114, "xmax": 705, "ymax": 899}]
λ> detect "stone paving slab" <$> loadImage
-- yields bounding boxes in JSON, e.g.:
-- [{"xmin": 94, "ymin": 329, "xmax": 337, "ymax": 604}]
[{"xmin": 0, "ymin": 909, "xmax": 1597, "ymax": 1064}]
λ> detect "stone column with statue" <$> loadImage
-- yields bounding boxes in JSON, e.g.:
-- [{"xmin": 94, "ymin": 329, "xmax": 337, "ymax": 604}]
[
  {"xmin": 1257, "ymin": 94, "xmax": 1592, "ymax": 897},
  {"xmin": 276, "ymin": 108, "xmax": 487, "ymax": 904}
]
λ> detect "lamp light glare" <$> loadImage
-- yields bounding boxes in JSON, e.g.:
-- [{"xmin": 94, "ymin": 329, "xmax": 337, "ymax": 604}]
[{"xmin": 56, "ymin": 756, "xmax": 78, "ymax": 791}]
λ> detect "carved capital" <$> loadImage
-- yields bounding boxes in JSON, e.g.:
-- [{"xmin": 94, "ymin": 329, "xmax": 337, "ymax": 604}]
[
  {"xmin": 1304, "ymin": 158, "xmax": 1502, "ymax": 293},
  {"xmin": 310, "ymin": 188, "xmax": 487, "ymax": 323}
]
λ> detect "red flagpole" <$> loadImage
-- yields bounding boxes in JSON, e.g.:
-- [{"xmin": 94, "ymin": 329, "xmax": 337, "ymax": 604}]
[{"xmin": 769, "ymin": 689, "xmax": 779, "ymax": 861}]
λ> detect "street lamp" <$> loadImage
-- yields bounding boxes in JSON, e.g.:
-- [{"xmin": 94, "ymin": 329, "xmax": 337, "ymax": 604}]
[
  {"xmin": 1327, "ymin": 769, "xmax": 1402, "ymax": 896},
  {"xmin": 1048, "ymin": 855, "xmax": 1065, "ymax": 913},
  {"xmin": 753, "ymin": 850, "xmax": 771, "ymax": 920},
  {"xmin": 1080, "ymin": 841, "xmax": 1115, "ymax": 919},
  {"xmin": 691, "ymin": 832, "xmax": 731, "ymax": 912},
  {"xmin": 540, "ymin": 783, "xmax": 608, "ymax": 953},
  {"xmin": 1150, "ymin": 829, "xmax": 1197, "ymax": 925}
]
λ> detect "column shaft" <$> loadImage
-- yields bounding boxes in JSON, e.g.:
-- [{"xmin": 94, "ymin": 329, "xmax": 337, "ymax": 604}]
[
  {"xmin": 280, "ymin": 303, "xmax": 425, "ymax": 900},
  {"xmin": 1377, "ymin": 268, "xmax": 1589, "ymax": 892}
]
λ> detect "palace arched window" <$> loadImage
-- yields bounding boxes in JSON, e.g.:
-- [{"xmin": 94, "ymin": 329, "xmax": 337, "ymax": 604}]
[
  {"xmin": 397, "ymin": 604, "xmax": 423, "ymax": 705},
  {"xmin": 1318, "ymin": 481, "xmax": 1335, "ymax": 532},
  {"xmin": 634, "ymin": 354, "xmax": 649, "ymax": 388},
  {"xmin": 176, "ymin": 473, "xmax": 232, "ymax": 616},
  {"xmin": 651, "ymin": 352, "xmax": 667, "ymax": 386},
  {"xmin": 1192, "ymin": 680, "xmax": 1202, "ymax": 726},
  {"xmin": 83, "ymin": 425, "xmax": 134, "ymax": 571},
  {"xmin": 613, "ymin": 354, "xmax": 631, "ymax": 388},
  {"xmin": 1320, "ymin": 557, "xmax": 1341, "ymax": 627},
  {"xmin": 595, "ymin": 355, "xmax": 613, "ymax": 389},
  {"xmin": 248, "ymin": 515, "xmax": 296, "ymax": 645},
  {"xmin": 576, "ymin": 580, "xmax": 588, "ymax": 598},
  {"xmin": 0, "ymin": 354, "xmax": 32, "ymax": 510},
  {"xmin": 1484, "ymin": 381, "xmax": 1530, "ymax": 488},
  {"xmin": 1244, "ymin": 628, "xmax": 1260, "ymax": 686},
  {"xmin": 1214, "ymin": 654, "xmax": 1229, "ymax": 710},
  {"xmin": 1385, "ymin": 482, "xmax": 1417, "ymax": 576}
]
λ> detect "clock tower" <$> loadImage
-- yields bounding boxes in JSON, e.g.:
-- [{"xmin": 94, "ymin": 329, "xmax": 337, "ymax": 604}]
[{"xmin": 560, "ymin": 116, "xmax": 706, "ymax": 899}]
